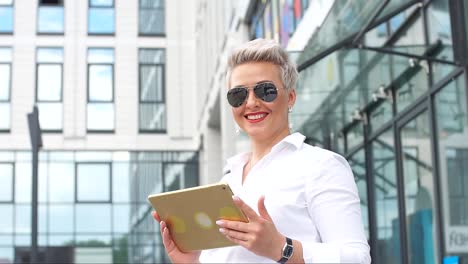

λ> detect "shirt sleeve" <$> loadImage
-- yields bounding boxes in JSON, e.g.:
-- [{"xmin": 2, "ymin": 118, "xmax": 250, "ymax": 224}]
[{"xmin": 303, "ymin": 152, "xmax": 371, "ymax": 264}]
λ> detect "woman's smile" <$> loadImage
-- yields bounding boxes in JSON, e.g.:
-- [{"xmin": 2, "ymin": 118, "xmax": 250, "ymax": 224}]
[{"xmin": 245, "ymin": 112, "xmax": 269, "ymax": 123}]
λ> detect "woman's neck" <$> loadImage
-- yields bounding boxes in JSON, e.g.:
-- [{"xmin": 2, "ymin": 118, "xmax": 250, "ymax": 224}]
[{"xmin": 249, "ymin": 129, "xmax": 290, "ymax": 164}]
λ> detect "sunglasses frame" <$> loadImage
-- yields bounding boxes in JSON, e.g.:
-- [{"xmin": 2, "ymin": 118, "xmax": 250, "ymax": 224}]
[{"xmin": 227, "ymin": 82, "xmax": 278, "ymax": 108}]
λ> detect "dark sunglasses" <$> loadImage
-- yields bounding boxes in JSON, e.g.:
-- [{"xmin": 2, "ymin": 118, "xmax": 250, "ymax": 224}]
[{"xmin": 227, "ymin": 82, "xmax": 278, "ymax": 107}]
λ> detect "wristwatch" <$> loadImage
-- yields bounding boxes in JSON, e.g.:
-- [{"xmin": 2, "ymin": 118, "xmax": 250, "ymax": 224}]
[{"xmin": 277, "ymin": 237, "xmax": 294, "ymax": 264}]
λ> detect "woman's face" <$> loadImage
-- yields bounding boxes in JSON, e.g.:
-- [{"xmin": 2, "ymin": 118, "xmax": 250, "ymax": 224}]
[{"xmin": 229, "ymin": 61, "xmax": 295, "ymax": 142}]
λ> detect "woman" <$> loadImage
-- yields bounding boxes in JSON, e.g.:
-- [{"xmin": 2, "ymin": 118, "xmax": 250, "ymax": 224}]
[{"xmin": 152, "ymin": 38, "xmax": 371, "ymax": 263}]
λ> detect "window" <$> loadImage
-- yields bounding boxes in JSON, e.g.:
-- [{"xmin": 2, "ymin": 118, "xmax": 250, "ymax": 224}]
[
  {"xmin": 0, "ymin": 0, "xmax": 13, "ymax": 34},
  {"xmin": 76, "ymin": 163, "xmax": 111, "ymax": 202},
  {"xmin": 0, "ymin": 163, "xmax": 14, "ymax": 202},
  {"xmin": 139, "ymin": 49, "xmax": 166, "ymax": 132},
  {"xmin": 0, "ymin": 47, "xmax": 12, "ymax": 132},
  {"xmin": 88, "ymin": 0, "xmax": 114, "ymax": 35},
  {"xmin": 87, "ymin": 48, "xmax": 114, "ymax": 132},
  {"xmin": 37, "ymin": 0, "xmax": 64, "ymax": 34},
  {"xmin": 139, "ymin": 0, "xmax": 165, "ymax": 35},
  {"xmin": 36, "ymin": 47, "xmax": 63, "ymax": 132}
]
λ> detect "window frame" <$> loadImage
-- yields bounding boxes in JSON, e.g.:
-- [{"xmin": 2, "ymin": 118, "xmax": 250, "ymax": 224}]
[
  {"xmin": 87, "ymin": 47, "xmax": 115, "ymax": 133},
  {"xmin": 87, "ymin": 0, "xmax": 115, "ymax": 36},
  {"xmin": 35, "ymin": 47, "xmax": 64, "ymax": 133},
  {"xmin": 138, "ymin": 48, "xmax": 166, "ymax": 133},
  {"xmin": 75, "ymin": 162, "xmax": 112, "ymax": 203},
  {"xmin": 138, "ymin": 0, "xmax": 166, "ymax": 37},
  {"xmin": 36, "ymin": 0, "xmax": 65, "ymax": 35}
]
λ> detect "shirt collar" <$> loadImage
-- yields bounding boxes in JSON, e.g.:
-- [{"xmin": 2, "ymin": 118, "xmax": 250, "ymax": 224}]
[{"xmin": 226, "ymin": 132, "xmax": 306, "ymax": 167}]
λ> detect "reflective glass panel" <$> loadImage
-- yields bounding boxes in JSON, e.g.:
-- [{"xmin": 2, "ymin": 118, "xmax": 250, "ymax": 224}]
[
  {"xmin": 139, "ymin": 103, "xmax": 166, "ymax": 131},
  {"xmin": 113, "ymin": 205, "xmax": 130, "ymax": 233},
  {"xmin": 15, "ymin": 162, "xmax": 31, "ymax": 203},
  {"xmin": 14, "ymin": 205, "xmax": 30, "ymax": 236},
  {"xmin": 0, "ymin": 103, "xmax": 10, "ymax": 130},
  {"xmin": 15, "ymin": 234, "xmax": 31, "ymax": 246},
  {"xmin": 49, "ymin": 205, "xmax": 74, "ymax": 233},
  {"xmin": 38, "ymin": 205, "xmax": 47, "ymax": 233},
  {"xmin": 0, "ymin": 205, "xmax": 13, "ymax": 233},
  {"xmin": 0, "ymin": 163, "xmax": 13, "ymax": 201},
  {"xmin": 77, "ymin": 163, "xmax": 111, "ymax": 202},
  {"xmin": 90, "ymin": 0, "xmax": 113, "ymax": 7},
  {"xmin": 0, "ymin": 248, "xmax": 13, "ymax": 264},
  {"xmin": 346, "ymin": 122, "xmax": 364, "ymax": 151},
  {"xmin": 87, "ymin": 103, "xmax": 114, "ymax": 131},
  {"xmin": 48, "ymin": 234, "xmax": 73, "ymax": 246},
  {"xmin": 37, "ymin": 64, "xmax": 62, "ymax": 101},
  {"xmin": 112, "ymin": 163, "xmax": 130, "ymax": 202},
  {"xmin": 0, "ymin": 64, "xmax": 10, "ymax": 100},
  {"xmin": 37, "ymin": 48, "xmax": 63, "ymax": 63},
  {"xmin": 38, "ymin": 6, "xmax": 64, "ymax": 33},
  {"xmin": 76, "ymin": 204, "xmax": 111, "ymax": 232},
  {"xmin": 435, "ymin": 75, "xmax": 468, "ymax": 256},
  {"xmin": 89, "ymin": 65, "xmax": 113, "ymax": 101},
  {"xmin": 427, "ymin": 0, "xmax": 453, "ymax": 61},
  {"xmin": 37, "ymin": 102, "xmax": 62, "ymax": 131},
  {"xmin": 139, "ymin": 0, "xmax": 165, "ymax": 35},
  {"xmin": 0, "ymin": 6, "xmax": 13, "ymax": 33},
  {"xmin": 140, "ymin": 65, "xmax": 164, "ymax": 102},
  {"xmin": 88, "ymin": 8, "xmax": 114, "ymax": 34},
  {"xmin": 370, "ymin": 100, "xmax": 393, "ymax": 134},
  {"xmin": 88, "ymin": 48, "xmax": 114, "ymax": 63},
  {"xmin": 348, "ymin": 149, "xmax": 369, "ymax": 239},
  {"xmin": 49, "ymin": 162, "xmax": 74, "ymax": 202},
  {"xmin": 38, "ymin": 161, "xmax": 48, "ymax": 202},
  {"xmin": 372, "ymin": 129, "xmax": 401, "ymax": 264},
  {"xmin": 401, "ymin": 110, "xmax": 438, "ymax": 264}
]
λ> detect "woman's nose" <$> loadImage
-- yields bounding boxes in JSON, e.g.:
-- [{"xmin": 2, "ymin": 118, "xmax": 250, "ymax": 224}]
[{"xmin": 245, "ymin": 89, "xmax": 258, "ymax": 108}]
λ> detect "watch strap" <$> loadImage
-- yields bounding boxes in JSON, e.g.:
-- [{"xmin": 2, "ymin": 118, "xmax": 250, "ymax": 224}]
[{"xmin": 277, "ymin": 237, "xmax": 293, "ymax": 264}]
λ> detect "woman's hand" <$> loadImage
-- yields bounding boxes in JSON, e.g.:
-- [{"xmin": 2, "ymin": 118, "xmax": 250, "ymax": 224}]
[
  {"xmin": 215, "ymin": 196, "xmax": 285, "ymax": 261},
  {"xmin": 151, "ymin": 211, "xmax": 201, "ymax": 264}
]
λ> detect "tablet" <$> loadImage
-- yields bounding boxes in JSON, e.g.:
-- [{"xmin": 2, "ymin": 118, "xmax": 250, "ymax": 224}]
[{"xmin": 147, "ymin": 182, "xmax": 248, "ymax": 252}]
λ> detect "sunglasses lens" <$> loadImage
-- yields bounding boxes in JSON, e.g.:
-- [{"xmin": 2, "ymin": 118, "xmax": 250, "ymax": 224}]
[
  {"xmin": 227, "ymin": 87, "xmax": 248, "ymax": 107},
  {"xmin": 254, "ymin": 83, "xmax": 277, "ymax": 102}
]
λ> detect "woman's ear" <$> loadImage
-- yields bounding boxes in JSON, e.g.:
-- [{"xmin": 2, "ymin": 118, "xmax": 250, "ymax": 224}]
[{"xmin": 288, "ymin": 88, "xmax": 296, "ymax": 107}]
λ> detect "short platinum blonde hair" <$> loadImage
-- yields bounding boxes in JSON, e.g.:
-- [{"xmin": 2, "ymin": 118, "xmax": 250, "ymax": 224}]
[{"xmin": 226, "ymin": 38, "xmax": 298, "ymax": 90}]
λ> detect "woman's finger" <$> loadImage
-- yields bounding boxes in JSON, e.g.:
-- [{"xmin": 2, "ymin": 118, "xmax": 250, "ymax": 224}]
[
  {"xmin": 232, "ymin": 196, "xmax": 259, "ymax": 220},
  {"xmin": 219, "ymin": 227, "xmax": 249, "ymax": 242},
  {"xmin": 152, "ymin": 211, "xmax": 161, "ymax": 222}
]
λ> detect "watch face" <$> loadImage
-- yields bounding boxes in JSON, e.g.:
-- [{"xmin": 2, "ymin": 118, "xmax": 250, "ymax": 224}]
[{"xmin": 283, "ymin": 244, "xmax": 293, "ymax": 258}]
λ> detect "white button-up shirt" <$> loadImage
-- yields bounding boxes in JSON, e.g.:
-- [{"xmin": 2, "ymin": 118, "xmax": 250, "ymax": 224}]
[{"xmin": 199, "ymin": 133, "xmax": 371, "ymax": 263}]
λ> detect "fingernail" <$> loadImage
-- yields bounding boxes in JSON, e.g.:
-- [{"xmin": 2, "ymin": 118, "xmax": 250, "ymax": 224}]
[
  {"xmin": 215, "ymin": 220, "xmax": 224, "ymax": 225},
  {"xmin": 232, "ymin": 195, "xmax": 239, "ymax": 201},
  {"xmin": 219, "ymin": 228, "xmax": 226, "ymax": 234}
]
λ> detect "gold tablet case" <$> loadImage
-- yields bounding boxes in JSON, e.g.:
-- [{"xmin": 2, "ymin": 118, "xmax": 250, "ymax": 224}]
[{"xmin": 147, "ymin": 183, "xmax": 248, "ymax": 252}]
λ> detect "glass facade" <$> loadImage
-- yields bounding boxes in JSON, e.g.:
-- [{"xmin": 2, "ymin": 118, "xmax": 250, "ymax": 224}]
[
  {"xmin": 0, "ymin": 150, "xmax": 198, "ymax": 263},
  {"xmin": 287, "ymin": 0, "xmax": 468, "ymax": 263},
  {"xmin": 250, "ymin": 0, "xmax": 310, "ymax": 48}
]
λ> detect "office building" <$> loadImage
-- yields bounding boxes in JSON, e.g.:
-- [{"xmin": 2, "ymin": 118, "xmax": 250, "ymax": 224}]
[
  {"xmin": 0, "ymin": 0, "xmax": 199, "ymax": 263},
  {"xmin": 196, "ymin": 0, "xmax": 468, "ymax": 263}
]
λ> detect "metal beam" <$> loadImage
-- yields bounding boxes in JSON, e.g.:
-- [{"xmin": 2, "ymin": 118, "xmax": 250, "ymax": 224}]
[{"xmin": 352, "ymin": 0, "xmax": 391, "ymax": 46}]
